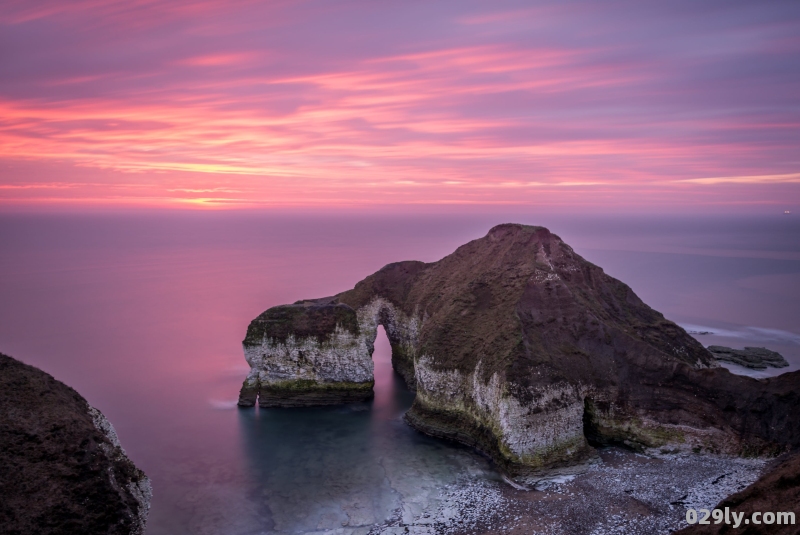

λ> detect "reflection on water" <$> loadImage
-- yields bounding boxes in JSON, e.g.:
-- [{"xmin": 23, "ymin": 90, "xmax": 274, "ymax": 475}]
[
  {"xmin": 237, "ymin": 327, "xmax": 495, "ymax": 533},
  {"xmin": 0, "ymin": 213, "xmax": 798, "ymax": 534}
]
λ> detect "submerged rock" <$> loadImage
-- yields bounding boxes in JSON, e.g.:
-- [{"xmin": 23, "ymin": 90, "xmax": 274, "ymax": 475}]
[
  {"xmin": 0, "ymin": 353, "xmax": 151, "ymax": 535},
  {"xmin": 239, "ymin": 224, "xmax": 800, "ymax": 485},
  {"xmin": 708, "ymin": 345, "xmax": 789, "ymax": 370}
]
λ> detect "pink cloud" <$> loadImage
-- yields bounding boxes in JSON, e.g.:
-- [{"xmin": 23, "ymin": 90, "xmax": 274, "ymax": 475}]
[{"xmin": 0, "ymin": 0, "xmax": 798, "ymax": 210}]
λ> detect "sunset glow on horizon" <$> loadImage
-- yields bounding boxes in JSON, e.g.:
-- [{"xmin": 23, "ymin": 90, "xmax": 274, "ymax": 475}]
[{"xmin": 1, "ymin": 0, "xmax": 799, "ymax": 211}]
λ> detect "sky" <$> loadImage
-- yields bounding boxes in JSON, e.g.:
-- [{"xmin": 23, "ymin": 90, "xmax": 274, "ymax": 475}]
[{"xmin": 1, "ymin": 0, "xmax": 799, "ymax": 212}]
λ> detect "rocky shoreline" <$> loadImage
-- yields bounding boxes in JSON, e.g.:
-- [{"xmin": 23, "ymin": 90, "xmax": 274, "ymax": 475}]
[
  {"xmin": 356, "ymin": 447, "xmax": 770, "ymax": 535},
  {"xmin": 676, "ymin": 450, "xmax": 800, "ymax": 535}
]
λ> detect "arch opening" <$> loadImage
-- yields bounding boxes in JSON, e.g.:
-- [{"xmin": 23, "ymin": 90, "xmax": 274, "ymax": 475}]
[{"xmin": 370, "ymin": 324, "xmax": 415, "ymax": 419}]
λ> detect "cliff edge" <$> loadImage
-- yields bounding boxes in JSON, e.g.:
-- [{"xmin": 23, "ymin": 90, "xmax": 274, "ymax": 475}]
[
  {"xmin": 238, "ymin": 224, "xmax": 800, "ymax": 485},
  {"xmin": 0, "ymin": 353, "xmax": 151, "ymax": 535}
]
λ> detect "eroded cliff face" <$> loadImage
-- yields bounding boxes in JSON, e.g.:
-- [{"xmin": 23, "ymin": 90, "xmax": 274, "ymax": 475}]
[
  {"xmin": 239, "ymin": 224, "xmax": 800, "ymax": 484},
  {"xmin": 239, "ymin": 297, "xmax": 421, "ymax": 407},
  {"xmin": 409, "ymin": 357, "xmax": 593, "ymax": 477},
  {"xmin": 0, "ymin": 353, "xmax": 151, "ymax": 535}
]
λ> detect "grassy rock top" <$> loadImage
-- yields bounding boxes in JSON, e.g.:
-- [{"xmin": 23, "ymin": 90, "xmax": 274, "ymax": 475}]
[
  {"xmin": 338, "ymin": 223, "xmax": 715, "ymax": 385},
  {"xmin": 248, "ymin": 222, "xmax": 717, "ymax": 387},
  {"xmin": 243, "ymin": 301, "xmax": 359, "ymax": 346}
]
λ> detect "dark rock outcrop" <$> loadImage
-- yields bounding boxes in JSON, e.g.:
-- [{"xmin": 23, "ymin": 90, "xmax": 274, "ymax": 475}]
[
  {"xmin": 239, "ymin": 224, "xmax": 800, "ymax": 484},
  {"xmin": 0, "ymin": 353, "xmax": 151, "ymax": 535},
  {"xmin": 675, "ymin": 451, "xmax": 800, "ymax": 535},
  {"xmin": 708, "ymin": 346, "xmax": 789, "ymax": 370}
]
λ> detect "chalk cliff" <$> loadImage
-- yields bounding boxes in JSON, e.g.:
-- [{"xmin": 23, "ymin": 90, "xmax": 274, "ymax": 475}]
[
  {"xmin": 238, "ymin": 224, "xmax": 800, "ymax": 484},
  {"xmin": 0, "ymin": 353, "xmax": 151, "ymax": 535}
]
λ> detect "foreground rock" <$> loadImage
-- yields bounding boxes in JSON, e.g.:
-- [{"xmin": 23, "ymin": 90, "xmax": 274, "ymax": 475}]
[
  {"xmin": 708, "ymin": 345, "xmax": 789, "ymax": 370},
  {"xmin": 675, "ymin": 450, "xmax": 800, "ymax": 535},
  {"xmin": 239, "ymin": 224, "xmax": 800, "ymax": 485},
  {"xmin": 0, "ymin": 353, "xmax": 151, "ymax": 535}
]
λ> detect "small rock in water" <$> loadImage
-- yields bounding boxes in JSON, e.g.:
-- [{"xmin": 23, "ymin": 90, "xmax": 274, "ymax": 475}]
[{"xmin": 707, "ymin": 346, "xmax": 789, "ymax": 370}]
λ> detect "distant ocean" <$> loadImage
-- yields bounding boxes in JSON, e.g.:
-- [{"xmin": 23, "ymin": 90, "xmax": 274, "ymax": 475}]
[{"xmin": 1, "ymin": 213, "xmax": 798, "ymax": 534}]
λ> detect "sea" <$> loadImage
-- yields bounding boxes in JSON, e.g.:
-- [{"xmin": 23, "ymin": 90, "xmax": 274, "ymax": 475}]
[{"xmin": 1, "ymin": 212, "xmax": 798, "ymax": 534}]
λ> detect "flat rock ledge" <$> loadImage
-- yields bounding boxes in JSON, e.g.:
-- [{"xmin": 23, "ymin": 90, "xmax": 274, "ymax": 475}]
[
  {"xmin": 0, "ymin": 353, "xmax": 151, "ymax": 535},
  {"xmin": 708, "ymin": 345, "xmax": 789, "ymax": 370},
  {"xmin": 238, "ymin": 224, "xmax": 800, "ymax": 486}
]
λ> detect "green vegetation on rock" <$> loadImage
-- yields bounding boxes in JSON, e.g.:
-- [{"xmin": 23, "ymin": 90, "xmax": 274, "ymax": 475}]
[{"xmin": 239, "ymin": 223, "xmax": 800, "ymax": 483}]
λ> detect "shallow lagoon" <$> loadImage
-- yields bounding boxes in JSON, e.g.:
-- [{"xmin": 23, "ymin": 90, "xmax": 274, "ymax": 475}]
[{"xmin": 1, "ymin": 213, "xmax": 797, "ymax": 534}]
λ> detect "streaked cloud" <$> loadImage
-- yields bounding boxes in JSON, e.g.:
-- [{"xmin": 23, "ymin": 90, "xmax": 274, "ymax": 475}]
[
  {"xmin": 0, "ymin": 0, "xmax": 798, "ymax": 209},
  {"xmin": 677, "ymin": 173, "xmax": 800, "ymax": 185}
]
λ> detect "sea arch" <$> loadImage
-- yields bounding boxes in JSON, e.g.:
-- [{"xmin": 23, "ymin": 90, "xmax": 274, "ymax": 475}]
[{"xmin": 237, "ymin": 296, "xmax": 420, "ymax": 407}]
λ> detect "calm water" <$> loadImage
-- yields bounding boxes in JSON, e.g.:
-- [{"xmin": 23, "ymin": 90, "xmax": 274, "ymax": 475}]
[{"xmin": 1, "ymin": 213, "xmax": 798, "ymax": 534}]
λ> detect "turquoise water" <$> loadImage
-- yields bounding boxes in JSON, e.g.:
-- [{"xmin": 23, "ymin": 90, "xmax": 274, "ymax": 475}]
[{"xmin": 0, "ymin": 213, "xmax": 797, "ymax": 533}]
